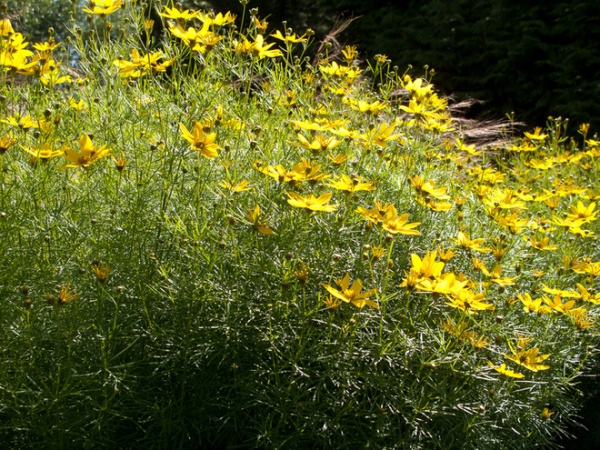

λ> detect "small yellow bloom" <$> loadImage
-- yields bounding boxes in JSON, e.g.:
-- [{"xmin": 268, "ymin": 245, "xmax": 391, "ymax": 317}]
[
  {"xmin": 321, "ymin": 273, "xmax": 378, "ymax": 309},
  {"xmin": 179, "ymin": 122, "xmax": 221, "ymax": 158},
  {"xmin": 504, "ymin": 337, "xmax": 550, "ymax": 372},
  {"xmin": 58, "ymin": 283, "xmax": 79, "ymax": 305},
  {"xmin": 488, "ymin": 362, "xmax": 525, "ymax": 379},
  {"xmin": 82, "ymin": 0, "xmax": 122, "ymax": 16},
  {"xmin": 92, "ymin": 263, "xmax": 110, "ymax": 283},
  {"xmin": 245, "ymin": 205, "xmax": 275, "ymax": 235},
  {"xmin": 286, "ymin": 191, "xmax": 337, "ymax": 212},
  {"xmin": 61, "ymin": 135, "xmax": 111, "ymax": 168}
]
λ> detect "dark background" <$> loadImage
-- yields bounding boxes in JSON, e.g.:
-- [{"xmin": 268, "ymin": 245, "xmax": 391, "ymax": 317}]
[{"xmin": 7, "ymin": 0, "xmax": 599, "ymax": 132}]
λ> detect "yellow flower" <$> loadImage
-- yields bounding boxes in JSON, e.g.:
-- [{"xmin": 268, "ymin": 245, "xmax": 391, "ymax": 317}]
[
  {"xmin": 381, "ymin": 213, "xmax": 421, "ymax": 235},
  {"xmin": 114, "ymin": 49, "xmax": 175, "ymax": 78},
  {"xmin": 0, "ymin": 18, "xmax": 15, "ymax": 36},
  {"xmin": 179, "ymin": 122, "xmax": 221, "ymax": 158},
  {"xmin": 455, "ymin": 231, "xmax": 491, "ymax": 253},
  {"xmin": 321, "ymin": 273, "xmax": 378, "ymax": 309},
  {"xmin": 295, "ymin": 133, "xmax": 341, "ymax": 152},
  {"xmin": 159, "ymin": 6, "xmax": 198, "ymax": 21},
  {"xmin": 488, "ymin": 362, "xmax": 525, "ymax": 379},
  {"xmin": 234, "ymin": 34, "xmax": 282, "ymax": 59},
  {"xmin": 82, "ymin": 0, "xmax": 122, "ymax": 16},
  {"xmin": 443, "ymin": 286, "xmax": 492, "ymax": 312},
  {"xmin": 221, "ymin": 179, "xmax": 251, "ymax": 193},
  {"xmin": 407, "ymin": 251, "xmax": 445, "ymax": 280},
  {"xmin": 286, "ymin": 191, "xmax": 337, "ymax": 212},
  {"xmin": 245, "ymin": 205, "xmax": 275, "ymax": 235},
  {"xmin": 92, "ymin": 263, "xmax": 110, "ymax": 283},
  {"xmin": 518, "ymin": 293, "xmax": 552, "ymax": 314},
  {"xmin": 58, "ymin": 283, "xmax": 79, "ymax": 305},
  {"xmin": 566, "ymin": 201, "xmax": 597, "ymax": 223},
  {"xmin": 326, "ymin": 174, "xmax": 376, "ymax": 193},
  {"xmin": 270, "ymin": 30, "xmax": 308, "ymax": 43},
  {"xmin": 0, "ymin": 132, "xmax": 16, "ymax": 155},
  {"xmin": 20, "ymin": 142, "xmax": 64, "ymax": 160},
  {"xmin": 526, "ymin": 235, "xmax": 558, "ymax": 251},
  {"xmin": 523, "ymin": 126, "xmax": 548, "ymax": 141},
  {"xmin": 504, "ymin": 337, "xmax": 550, "ymax": 372},
  {"xmin": 61, "ymin": 135, "xmax": 111, "ymax": 168}
]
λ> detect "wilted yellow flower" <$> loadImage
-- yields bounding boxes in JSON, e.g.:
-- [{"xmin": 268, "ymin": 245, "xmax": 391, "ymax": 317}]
[
  {"xmin": 58, "ymin": 283, "xmax": 79, "ymax": 305},
  {"xmin": 245, "ymin": 205, "xmax": 275, "ymax": 235},
  {"xmin": 92, "ymin": 263, "xmax": 110, "ymax": 283}
]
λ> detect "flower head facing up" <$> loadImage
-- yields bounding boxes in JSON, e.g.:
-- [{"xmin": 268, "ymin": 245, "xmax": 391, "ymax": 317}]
[
  {"xmin": 61, "ymin": 135, "xmax": 111, "ymax": 168},
  {"xmin": 82, "ymin": 0, "xmax": 122, "ymax": 16},
  {"xmin": 180, "ymin": 122, "xmax": 221, "ymax": 158},
  {"xmin": 321, "ymin": 273, "xmax": 378, "ymax": 309}
]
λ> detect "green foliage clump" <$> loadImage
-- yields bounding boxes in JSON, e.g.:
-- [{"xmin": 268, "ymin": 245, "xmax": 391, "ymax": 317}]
[{"xmin": 0, "ymin": 1, "xmax": 599, "ymax": 448}]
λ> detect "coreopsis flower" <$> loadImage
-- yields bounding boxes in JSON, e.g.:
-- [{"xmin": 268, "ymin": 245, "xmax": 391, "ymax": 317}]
[
  {"xmin": 341, "ymin": 45, "xmax": 358, "ymax": 63},
  {"xmin": 488, "ymin": 362, "xmax": 525, "ymax": 379},
  {"xmin": 167, "ymin": 23, "xmax": 222, "ymax": 54},
  {"xmin": 295, "ymin": 133, "xmax": 341, "ymax": 153},
  {"xmin": 542, "ymin": 294, "xmax": 578, "ymax": 315},
  {"xmin": 566, "ymin": 201, "xmax": 597, "ymax": 223},
  {"xmin": 321, "ymin": 273, "xmax": 378, "ymax": 309},
  {"xmin": 58, "ymin": 283, "xmax": 79, "ymax": 305},
  {"xmin": 61, "ymin": 135, "xmax": 111, "ymax": 168},
  {"xmin": 420, "ymin": 272, "xmax": 469, "ymax": 297},
  {"xmin": 483, "ymin": 188, "xmax": 527, "ymax": 211},
  {"xmin": 350, "ymin": 99, "xmax": 387, "ymax": 115},
  {"xmin": 571, "ymin": 309, "xmax": 594, "ymax": 330},
  {"xmin": 288, "ymin": 159, "xmax": 329, "ymax": 183},
  {"xmin": 82, "ymin": 0, "xmax": 122, "ymax": 16},
  {"xmin": 381, "ymin": 213, "xmax": 421, "ymax": 235},
  {"xmin": 326, "ymin": 174, "xmax": 376, "ymax": 193},
  {"xmin": 454, "ymin": 231, "xmax": 491, "ymax": 253},
  {"xmin": 220, "ymin": 179, "xmax": 252, "ymax": 193},
  {"xmin": 200, "ymin": 11, "xmax": 236, "ymax": 27},
  {"xmin": 319, "ymin": 61, "xmax": 361, "ymax": 80},
  {"xmin": 286, "ymin": 191, "xmax": 337, "ymax": 212},
  {"xmin": 575, "ymin": 283, "xmax": 600, "ymax": 304},
  {"xmin": 503, "ymin": 337, "xmax": 550, "ymax": 372},
  {"xmin": 1, "ymin": 114, "xmax": 38, "ymax": 130},
  {"xmin": 234, "ymin": 34, "xmax": 282, "ymax": 59},
  {"xmin": 518, "ymin": 293, "xmax": 552, "ymax": 314},
  {"xmin": 270, "ymin": 30, "xmax": 308, "ymax": 43},
  {"xmin": 526, "ymin": 235, "xmax": 558, "ymax": 251},
  {"xmin": 489, "ymin": 265, "xmax": 517, "ymax": 286},
  {"xmin": 114, "ymin": 49, "xmax": 175, "ymax": 78},
  {"xmin": 0, "ymin": 132, "xmax": 16, "ymax": 155},
  {"xmin": 406, "ymin": 251, "xmax": 445, "ymax": 280},
  {"xmin": 524, "ymin": 127, "xmax": 548, "ymax": 141},
  {"xmin": 160, "ymin": 6, "xmax": 198, "ymax": 21},
  {"xmin": 92, "ymin": 263, "xmax": 110, "ymax": 283},
  {"xmin": 245, "ymin": 205, "xmax": 275, "ymax": 235},
  {"xmin": 437, "ymin": 247, "xmax": 457, "ymax": 262},
  {"xmin": 69, "ymin": 97, "xmax": 87, "ymax": 111},
  {"xmin": 358, "ymin": 122, "xmax": 402, "ymax": 149},
  {"xmin": 179, "ymin": 122, "xmax": 221, "ymax": 158},
  {"xmin": 0, "ymin": 19, "xmax": 14, "ymax": 36},
  {"xmin": 409, "ymin": 175, "xmax": 450, "ymax": 200},
  {"xmin": 21, "ymin": 142, "xmax": 64, "ymax": 160},
  {"xmin": 356, "ymin": 201, "xmax": 397, "ymax": 224}
]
